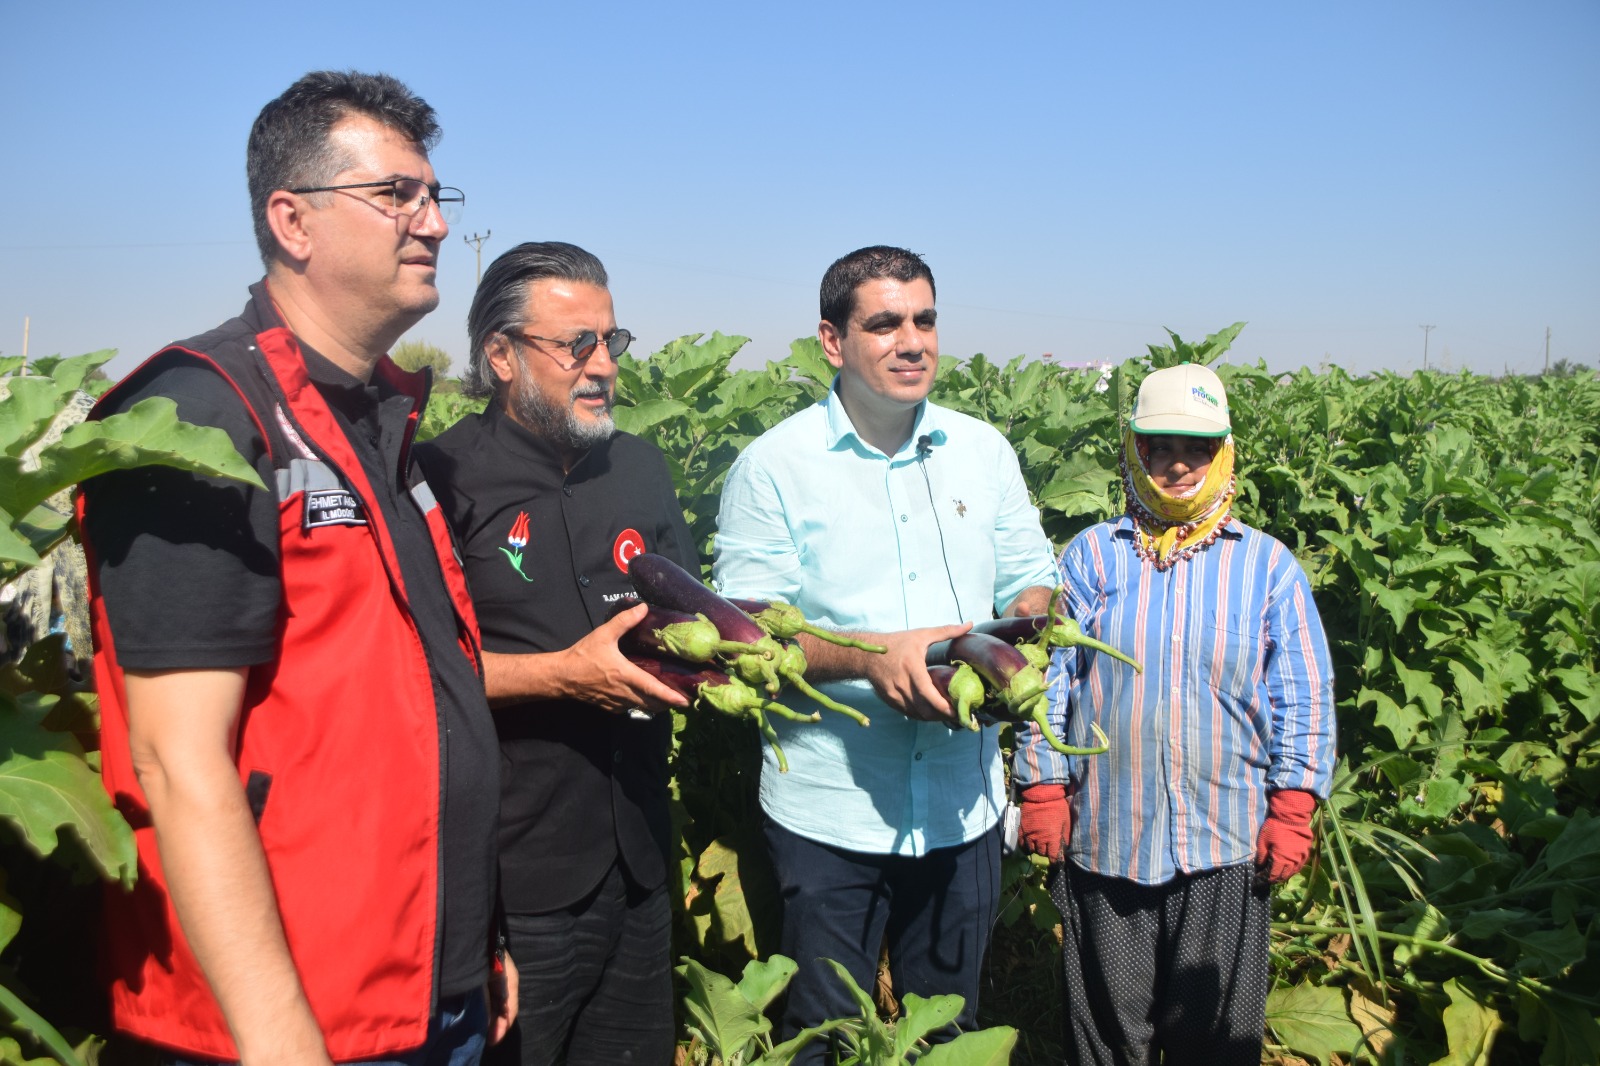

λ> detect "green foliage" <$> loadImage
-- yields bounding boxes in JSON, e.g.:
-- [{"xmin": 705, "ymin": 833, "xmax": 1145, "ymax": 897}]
[
  {"xmin": 416, "ymin": 389, "xmax": 485, "ymax": 443},
  {"xmin": 0, "ymin": 351, "xmax": 266, "ymax": 1065},
  {"xmin": 677, "ymin": 954, "xmax": 1017, "ymax": 1065},
  {"xmin": 432, "ymin": 337, "xmax": 1600, "ymax": 1063},
  {"xmin": 390, "ymin": 338, "xmax": 454, "ymax": 378}
]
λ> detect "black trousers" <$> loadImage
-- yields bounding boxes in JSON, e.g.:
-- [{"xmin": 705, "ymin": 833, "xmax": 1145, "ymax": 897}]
[
  {"xmin": 765, "ymin": 819, "xmax": 1002, "ymax": 1066},
  {"xmin": 486, "ymin": 861, "xmax": 674, "ymax": 1066},
  {"xmin": 1049, "ymin": 862, "xmax": 1270, "ymax": 1066}
]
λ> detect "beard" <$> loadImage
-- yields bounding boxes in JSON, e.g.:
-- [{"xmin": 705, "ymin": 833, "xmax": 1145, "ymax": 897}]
[{"xmin": 509, "ymin": 361, "xmax": 615, "ymax": 452}]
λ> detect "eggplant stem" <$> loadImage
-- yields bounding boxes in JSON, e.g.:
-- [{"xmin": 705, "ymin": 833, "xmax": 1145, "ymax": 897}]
[
  {"xmin": 750, "ymin": 708, "xmax": 790, "ymax": 773},
  {"xmin": 784, "ymin": 671, "xmax": 871, "ymax": 727},
  {"xmin": 714, "ymin": 639, "xmax": 775, "ymax": 659},
  {"xmin": 1036, "ymin": 717, "xmax": 1111, "ymax": 756},
  {"xmin": 1045, "ymin": 584, "xmax": 1067, "ymax": 628},
  {"xmin": 731, "ymin": 650, "xmax": 785, "ymax": 696},
  {"xmin": 1060, "ymin": 632, "xmax": 1142, "ymax": 673},
  {"xmin": 799, "ymin": 624, "xmax": 888, "ymax": 654},
  {"xmin": 760, "ymin": 699, "xmax": 823, "ymax": 724}
]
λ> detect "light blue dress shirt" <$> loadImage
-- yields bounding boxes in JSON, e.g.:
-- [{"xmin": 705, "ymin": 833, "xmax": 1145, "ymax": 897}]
[{"xmin": 713, "ymin": 383, "xmax": 1058, "ymax": 856}]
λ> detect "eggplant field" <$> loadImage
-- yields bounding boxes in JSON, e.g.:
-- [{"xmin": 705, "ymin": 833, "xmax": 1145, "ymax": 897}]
[{"xmin": 2, "ymin": 327, "xmax": 1598, "ymax": 1065}]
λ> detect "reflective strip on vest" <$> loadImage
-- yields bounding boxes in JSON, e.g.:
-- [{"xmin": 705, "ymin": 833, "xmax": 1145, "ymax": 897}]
[
  {"xmin": 410, "ymin": 480, "xmax": 439, "ymax": 515},
  {"xmin": 275, "ymin": 457, "xmax": 344, "ymax": 500}
]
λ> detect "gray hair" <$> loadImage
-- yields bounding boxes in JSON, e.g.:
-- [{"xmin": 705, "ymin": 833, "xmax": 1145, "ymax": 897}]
[
  {"xmin": 463, "ymin": 241, "xmax": 610, "ymax": 398},
  {"xmin": 247, "ymin": 70, "xmax": 441, "ymax": 267}
]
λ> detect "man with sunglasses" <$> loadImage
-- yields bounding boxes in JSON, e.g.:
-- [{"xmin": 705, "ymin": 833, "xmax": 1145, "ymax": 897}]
[
  {"xmin": 417, "ymin": 241, "xmax": 696, "ymax": 1066},
  {"xmin": 79, "ymin": 72, "xmax": 507, "ymax": 1064}
]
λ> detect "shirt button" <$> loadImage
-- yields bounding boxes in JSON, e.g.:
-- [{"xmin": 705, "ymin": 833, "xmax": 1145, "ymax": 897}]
[
  {"xmin": 579, "ymin": 575, "xmax": 591, "ymax": 587},
  {"xmin": 563, "ymin": 486, "xmax": 573, "ymax": 497},
  {"xmin": 914, "ymin": 752, "xmax": 924, "ymax": 761},
  {"xmin": 613, "ymin": 750, "xmax": 623, "ymax": 764},
  {"xmin": 900, "ymin": 514, "xmax": 908, "ymax": 523},
  {"xmin": 909, "ymin": 572, "xmax": 918, "ymax": 581}
]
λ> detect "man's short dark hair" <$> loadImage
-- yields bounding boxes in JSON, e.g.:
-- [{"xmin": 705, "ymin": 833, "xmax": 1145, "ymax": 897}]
[
  {"xmin": 463, "ymin": 242, "xmax": 610, "ymax": 399},
  {"xmin": 819, "ymin": 246, "xmax": 936, "ymax": 334},
  {"xmin": 247, "ymin": 70, "xmax": 441, "ymax": 266}
]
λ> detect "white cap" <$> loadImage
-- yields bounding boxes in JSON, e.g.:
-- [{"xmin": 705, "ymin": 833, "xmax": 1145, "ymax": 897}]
[{"xmin": 1129, "ymin": 363, "xmax": 1231, "ymax": 437}]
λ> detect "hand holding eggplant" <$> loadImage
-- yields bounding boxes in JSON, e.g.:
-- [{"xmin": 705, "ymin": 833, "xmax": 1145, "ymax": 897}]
[
  {"xmin": 558, "ymin": 604, "xmax": 692, "ymax": 713},
  {"xmin": 856, "ymin": 623, "xmax": 974, "ymax": 723}
]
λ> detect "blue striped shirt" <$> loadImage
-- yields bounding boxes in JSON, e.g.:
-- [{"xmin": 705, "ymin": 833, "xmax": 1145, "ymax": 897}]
[
  {"xmin": 1014, "ymin": 515, "xmax": 1335, "ymax": 884},
  {"xmin": 714, "ymin": 385, "xmax": 1058, "ymax": 855}
]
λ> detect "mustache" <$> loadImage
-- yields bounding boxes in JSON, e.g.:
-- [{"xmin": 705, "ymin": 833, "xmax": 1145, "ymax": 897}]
[{"xmin": 571, "ymin": 384, "xmax": 611, "ymax": 405}]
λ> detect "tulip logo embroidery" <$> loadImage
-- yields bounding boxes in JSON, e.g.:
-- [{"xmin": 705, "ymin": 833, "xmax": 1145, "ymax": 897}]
[{"xmin": 500, "ymin": 511, "xmax": 534, "ymax": 583}]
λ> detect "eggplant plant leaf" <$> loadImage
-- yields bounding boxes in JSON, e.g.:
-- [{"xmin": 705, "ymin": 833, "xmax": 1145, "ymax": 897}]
[
  {"xmin": 1436, "ymin": 978, "xmax": 1501, "ymax": 1066},
  {"xmin": 612, "ymin": 397, "xmax": 690, "ymax": 437},
  {"xmin": 675, "ymin": 956, "xmax": 769, "ymax": 1057},
  {"xmin": 1266, "ymin": 981, "xmax": 1363, "ymax": 1066},
  {"xmin": 736, "ymin": 953, "xmax": 797, "ymax": 1015},
  {"xmin": 916, "ymin": 1025, "xmax": 1019, "ymax": 1064},
  {"xmin": 0, "ymin": 696, "xmax": 136, "ymax": 888},
  {"xmin": 0, "ymin": 396, "xmax": 264, "ymax": 518},
  {"xmin": 893, "ymin": 992, "xmax": 964, "ymax": 1056}
]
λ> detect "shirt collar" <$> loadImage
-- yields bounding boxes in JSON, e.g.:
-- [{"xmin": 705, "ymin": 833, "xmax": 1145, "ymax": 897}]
[{"xmin": 821, "ymin": 375, "xmax": 948, "ymax": 461}]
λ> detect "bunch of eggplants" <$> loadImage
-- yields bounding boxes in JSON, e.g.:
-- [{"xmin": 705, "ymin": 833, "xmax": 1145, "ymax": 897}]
[
  {"xmin": 924, "ymin": 590, "xmax": 1140, "ymax": 755},
  {"xmin": 624, "ymin": 554, "xmax": 883, "ymax": 771}
]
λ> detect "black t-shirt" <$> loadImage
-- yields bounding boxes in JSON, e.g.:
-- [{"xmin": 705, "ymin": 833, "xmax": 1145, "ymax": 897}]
[
  {"xmin": 81, "ymin": 333, "xmax": 499, "ymax": 997},
  {"xmin": 416, "ymin": 402, "xmax": 698, "ymax": 913}
]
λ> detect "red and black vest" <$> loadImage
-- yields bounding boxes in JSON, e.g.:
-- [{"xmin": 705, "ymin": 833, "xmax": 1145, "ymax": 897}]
[{"xmin": 82, "ymin": 288, "xmax": 483, "ymax": 1060}]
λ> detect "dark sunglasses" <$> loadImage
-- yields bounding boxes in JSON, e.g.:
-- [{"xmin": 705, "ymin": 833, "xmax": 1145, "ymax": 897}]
[{"xmin": 510, "ymin": 328, "xmax": 633, "ymax": 369}]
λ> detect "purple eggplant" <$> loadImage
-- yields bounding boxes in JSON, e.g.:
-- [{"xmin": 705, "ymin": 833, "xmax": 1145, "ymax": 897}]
[
  {"xmin": 622, "ymin": 604, "xmax": 772, "ymax": 664},
  {"xmin": 926, "ymin": 615, "xmax": 1141, "ymax": 673},
  {"xmin": 948, "ymin": 634, "xmax": 1046, "ymax": 715},
  {"xmin": 629, "ymin": 554, "xmax": 770, "ymax": 645},
  {"xmin": 927, "ymin": 664, "xmax": 987, "ymax": 732},
  {"xmin": 727, "ymin": 598, "xmax": 888, "ymax": 654},
  {"xmin": 629, "ymin": 553, "xmax": 786, "ymax": 691},
  {"xmin": 947, "ymin": 633, "xmax": 1109, "ymax": 756}
]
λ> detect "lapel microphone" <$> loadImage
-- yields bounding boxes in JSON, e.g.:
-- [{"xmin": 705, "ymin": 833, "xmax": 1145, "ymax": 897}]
[{"xmin": 916, "ymin": 434, "xmax": 933, "ymax": 458}]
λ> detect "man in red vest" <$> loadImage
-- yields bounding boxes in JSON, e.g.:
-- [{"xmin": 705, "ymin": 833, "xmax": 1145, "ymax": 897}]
[{"xmin": 80, "ymin": 72, "xmax": 511, "ymax": 1064}]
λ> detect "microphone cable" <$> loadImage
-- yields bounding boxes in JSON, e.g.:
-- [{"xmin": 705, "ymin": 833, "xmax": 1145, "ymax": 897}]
[{"xmin": 915, "ymin": 434, "xmax": 964, "ymax": 622}]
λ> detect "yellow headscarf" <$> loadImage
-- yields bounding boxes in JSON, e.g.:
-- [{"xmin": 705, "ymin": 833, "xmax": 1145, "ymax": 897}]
[{"xmin": 1120, "ymin": 426, "xmax": 1236, "ymax": 569}]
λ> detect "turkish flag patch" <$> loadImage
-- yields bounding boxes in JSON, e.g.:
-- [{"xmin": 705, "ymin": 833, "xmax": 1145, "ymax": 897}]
[{"xmin": 613, "ymin": 528, "xmax": 646, "ymax": 572}]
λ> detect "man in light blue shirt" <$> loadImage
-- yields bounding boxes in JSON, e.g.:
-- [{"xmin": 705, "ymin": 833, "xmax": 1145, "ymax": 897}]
[{"xmin": 714, "ymin": 246, "xmax": 1057, "ymax": 1058}]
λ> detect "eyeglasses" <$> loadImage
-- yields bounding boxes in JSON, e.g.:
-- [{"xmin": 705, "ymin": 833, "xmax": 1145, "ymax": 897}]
[
  {"xmin": 510, "ymin": 328, "xmax": 633, "ymax": 369},
  {"xmin": 287, "ymin": 178, "xmax": 465, "ymax": 225}
]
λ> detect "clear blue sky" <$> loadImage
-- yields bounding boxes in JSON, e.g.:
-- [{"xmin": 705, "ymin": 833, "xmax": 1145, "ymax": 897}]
[{"xmin": 3, "ymin": 1, "xmax": 1596, "ymax": 379}]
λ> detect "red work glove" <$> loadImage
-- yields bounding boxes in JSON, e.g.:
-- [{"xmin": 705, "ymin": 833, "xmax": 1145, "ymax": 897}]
[
  {"xmin": 1254, "ymin": 789, "xmax": 1317, "ymax": 884},
  {"xmin": 1019, "ymin": 784, "xmax": 1072, "ymax": 862}
]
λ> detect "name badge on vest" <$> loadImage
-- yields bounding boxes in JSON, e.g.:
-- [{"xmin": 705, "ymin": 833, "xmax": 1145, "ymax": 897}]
[{"xmin": 304, "ymin": 488, "xmax": 368, "ymax": 530}]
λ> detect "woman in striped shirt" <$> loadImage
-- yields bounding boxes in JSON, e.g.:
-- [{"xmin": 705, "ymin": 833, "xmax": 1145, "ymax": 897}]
[{"xmin": 1014, "ymin": 362, "xmax": 1336, "ymax": 1066}]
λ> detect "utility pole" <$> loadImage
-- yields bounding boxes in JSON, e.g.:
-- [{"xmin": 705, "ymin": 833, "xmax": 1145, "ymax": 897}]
[
  {"xmin": 464, "ymin": 231, "xmax": 492, "ymax": 287},
  {"xmin": 1544, "ymin": 326, "xmax": 1551, "ymax": 375},
  {"xmin": 20, "ymin": 316, "xmax": 28, "ymax": 373},
  {"xmin": 1420, "ymin": 324, "xmax": 1435, "ymax": 370}
]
